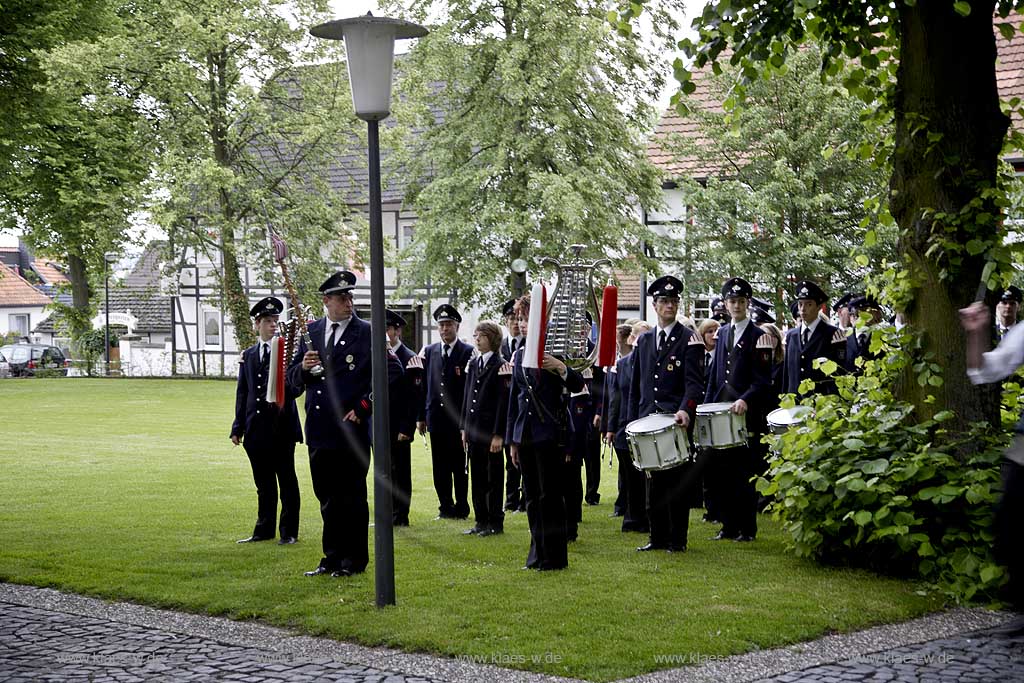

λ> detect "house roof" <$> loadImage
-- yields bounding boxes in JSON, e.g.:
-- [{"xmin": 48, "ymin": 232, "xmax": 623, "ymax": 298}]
[
  {"xmin": 0, "ymin": 262, "xmax": 52, "ymax": 307},
  {"xmin": 125, "ymin": 240, "xmax": 167, "ymax": 287},
  {"xmin": 33, "ymin": 285, "xmax": 170, "ymax": 334},
  {"xmin": 650, "ymin": 25, "xmax": 1024, "ymax": 178},
  {"xmin": 32, "ymin": 259, "xmax": 68, "ymax": 285},
  {"xmin": 614, "ymin": 269, "xmax": 642, "ymax": 309}
]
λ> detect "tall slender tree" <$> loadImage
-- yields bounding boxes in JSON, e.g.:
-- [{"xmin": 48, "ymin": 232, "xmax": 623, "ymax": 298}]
[{"xmin": 387, "ymin": 0, "xmax": 683, "ymax": 307}]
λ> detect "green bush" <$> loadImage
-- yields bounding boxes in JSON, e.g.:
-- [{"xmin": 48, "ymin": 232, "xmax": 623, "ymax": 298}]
[
  {"xmin": 73, "ymin": 327, "xmax": 119, "ymax": 377},
  {"xmin": 758, "ymin": 323, "xmax": 1009, "ymax": 602}
]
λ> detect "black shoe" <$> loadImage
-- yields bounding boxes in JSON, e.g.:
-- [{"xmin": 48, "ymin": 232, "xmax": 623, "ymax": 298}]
[
  {"xmin": 712, "ymin": 531, "xmax": 737, "ymax": 541},
  {"xmin": 668, "ymin": 545, "xmax": 687, "ymax": 553},
  {"xmin": 463, "ymin": 526, "xmax": 484, "ymax": 535},
  {"xmin": 393, "ymin": 519, "xmax": 409, "ymax": 527},
  {"xmin": 735, "ymin": 534, "xmax": 755, "ymax": 542},
  {"xmin": 478, "ymin": 527, "xmax": 502, "ymax": 537},
  {"xmin": 304, "ymin": 566, "xmax": 331, "ymax": 577},
  {"xmin": 610, "ymin": 510, "xmax": 624, "ymax": 517},
  {"xmin": 237, "ymin": 535, "xmax": 273, "ymax": 544},
  {"xmin": 331, "ymin": 568, "xmax": 353, "ymax": 577},
  {"xmin": 585, "ymin": 498, "xmax": 600, "ymax": 506},
  {"xmin": 637, "ymin": 542, "xmax": 667, "ymax": 552},
  {"xmin": 277, "ymin": 536, "xmax": 297, "ymax": 545}
]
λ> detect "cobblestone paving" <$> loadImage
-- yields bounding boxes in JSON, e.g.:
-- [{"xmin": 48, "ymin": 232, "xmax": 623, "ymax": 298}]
[
  {"xmin": 0, "ymin": 583, "xmax": 1021, "ymax": 683},
  {"xmin": 0, "ymin": 602, "xmax": 445, "ymax": 683}
]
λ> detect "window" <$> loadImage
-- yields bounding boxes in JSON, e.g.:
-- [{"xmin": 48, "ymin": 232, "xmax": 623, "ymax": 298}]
[
  {"xmin": 399, "ymin": 220, "xmax": 415, "ymax": 250},
  {"xmin": 8, "ymin": 314, "xmax": 28, "ymax": 337},
  {"xmin": 203, "ymin": 311, "xmax": 221, "ymax": 346},
  {"xmin": 693, "ymin": 298, "xmax": 711, "ymax": 321}
]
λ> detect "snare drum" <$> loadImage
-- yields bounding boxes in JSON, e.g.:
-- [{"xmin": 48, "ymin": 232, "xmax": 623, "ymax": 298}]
[
  {"xmin": 766, "ymin": 406, "xmax": 813, "ymax": 435},
  {"xmin": 696, "ymin": 402, "xmax": 748, "ymax": 449},
  {"xmin": 625, "ymin": 413, "xmax": 691, "ymax": 471}
]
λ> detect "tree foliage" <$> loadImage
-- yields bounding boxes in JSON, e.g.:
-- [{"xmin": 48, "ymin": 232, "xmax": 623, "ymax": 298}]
[
  {"xmin": 663, "ymin": 44, "xmax": 894, "ymax": 313},
  {"xmin": 387, "ymin": 0, "xmax": 682, "ymax": 308},
  {"xmin": 617, "ymin": 0, "xmax": 1024, "ymax": 434},
  {"xmin": 0, "ymin": 0, "xmax": 152, "ymax": 338}
]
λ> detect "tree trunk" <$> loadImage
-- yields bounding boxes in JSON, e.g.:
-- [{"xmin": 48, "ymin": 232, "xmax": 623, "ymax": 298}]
[
  {"xmin": 891, "ymin": 1, "xmax": 1006, "ymax": 435},
  {"xmin": 66, "ymin": 251, "xmax": 93, "ymax": 339}
]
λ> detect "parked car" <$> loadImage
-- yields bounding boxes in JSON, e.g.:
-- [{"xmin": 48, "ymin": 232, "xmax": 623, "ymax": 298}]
[
  {"xmin": 0, "ymin": 344, "xmax": 69, "ymax": 377},
  {"xmin": 0, "ymin": 350, "xmax": 9, "ymax": 378}
]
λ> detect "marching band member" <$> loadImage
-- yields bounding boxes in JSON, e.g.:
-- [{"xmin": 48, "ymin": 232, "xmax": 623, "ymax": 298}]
[
  {"xmin": 417, "ymin": 304, "xmax": 474, "ymax": 520},
  {"xmin": 605, "ymin": 321, "xmax": 650, "ymax": 532},
  {"xmin": 506, "ymin": 294, "xmax": 584, "ymax": 570},
  {"xmin": 460, "ymin": 321, "xmax": 511, "ymax": 537},
  {"xmin": 288, "ymin": 271, "xmax": 402, "ymax": 578},
  {"xmin": 500, "ymin": 298, "xmax": 526, "ymax": 512},
  {"xmin": 628, "ymin": 275, "xmax": 705, "ymax": 553},
  {"xmin": 782, "ymin": 281, "xmax": 847, "ymax": 397},
  {"xmin": 604, "ymin": 322, "xmax": 634, "ymax": 518},
  {"xmin": 705, "ymin": 278, "xmax": 774, "ymax": 542},
  {"xmin": 995, "ymin": 286, "xmax": 1022, "ymax": 342},
  {"xmin": 385, "ymin": 309, "xmax": 418, "ymax": 527},
  {"xmin": 231, "ymin": 296, "xmax": 302, "ymax": 545}
]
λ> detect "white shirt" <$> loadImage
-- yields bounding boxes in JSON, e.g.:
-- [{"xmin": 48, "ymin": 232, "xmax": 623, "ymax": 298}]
[
  {"xmin": 968, "ymin": 320, "xmax": 1024, "ymax": 385},
  {"xmin": 324, "ymin": 317, "xmax": 350, "ymax": 347},
  {"xmin": 656, "ymin": 322, "xmax": 676, "ymax": 349},
  {"xmin": 730, "ymin": 317, "xmax": 750, "ymax": 347},
  {"xmin": 478, "ymin": 350, "xmax": 493, "ymax": 368},
  {"xmin": 800, "ymin": 317, "xmax": 821, "ymax": 342}
]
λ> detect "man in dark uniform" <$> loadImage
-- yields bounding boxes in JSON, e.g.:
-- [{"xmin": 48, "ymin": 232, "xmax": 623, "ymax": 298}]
[
  {"xmin": 833, "ymin": 293, "xmax": 855, "ymax": 333},
  {"xmin": 231, "ymin": 296, "xmax": 302, "ymax": 545},
  {"xmin": 288, "ymin": 271, "xmax": 401, "ymax": 577},
  {"xmin": 782, "ymin": 280, "xmax": 847, "ymax": 397},
  {"xmin": 506, "ymin": 294, "xmax": 584, "ymax": 570},
  {"xmin": 628, "ymin": 275, "xmax": 705, "ymax": 553},
  {"xmin": 704, "ymin": 277, "xmax": 774, "ymax": 542},
  {"xmin": 499, "ymin": 298, "xmax": 525, "ymax": 512},
  {"xmin": 995, "ymin": 286, "xmax": 1022, "ymax": 342},
  {"xmin": 605, "ymin": 320, "xmax": 650, "ymax": 532},
  {"xmin": 709, "ymin": 296, "xmax": 729, "ymax": 323},
  {"xmin": 417, "ymin": 304, "xmax": 474, "ymax": 520},
  {"xmin": 386, "ymin": 309, "xmax": 417, "ymax": 527},
  {"xmin": 461, "ymin": 320, "xmax": 510, "ymax": 536},
  {"xmin": 845, "ymin": 295, "xmax": 882, "ymax": 373}
]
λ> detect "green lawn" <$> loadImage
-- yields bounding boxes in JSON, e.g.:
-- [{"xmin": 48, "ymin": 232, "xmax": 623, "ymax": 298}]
[{"xmin": 0, "ymin": 379, "xmax": 942, "ymax": 680}]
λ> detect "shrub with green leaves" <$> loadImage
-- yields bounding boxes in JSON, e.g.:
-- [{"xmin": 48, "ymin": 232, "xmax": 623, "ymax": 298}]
[{"xmin": 758, "ymin": 323, "xmax": 1010, "ymax": 602}]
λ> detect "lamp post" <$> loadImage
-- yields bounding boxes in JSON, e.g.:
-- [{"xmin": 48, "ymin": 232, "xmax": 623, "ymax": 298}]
[
  {"xmin": 103, "ymin": 251, "xmax": 118, "ymax": 376},
  {"xmin": 310, "ymin": 13, "xmax": 427, "ymax": 608}
]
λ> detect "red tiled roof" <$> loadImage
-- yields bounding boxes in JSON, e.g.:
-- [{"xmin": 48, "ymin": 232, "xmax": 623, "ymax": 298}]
[
  {"xmin": 0, "ymin": 262, "xmax": 52, "ymax": 306},
  {"xmin": 613, "ymin": 268, "xmax": 642, "ymax": 308},
  {"xmin": 651, "ymin": 21, "xmax": 1024, "ymax": 176},
  {"xmin": 32, "ymin": 259, "xmax": 69, "ymax": 285}
]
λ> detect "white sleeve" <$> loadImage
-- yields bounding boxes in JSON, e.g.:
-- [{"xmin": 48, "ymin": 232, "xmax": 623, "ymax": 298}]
[{"xmin": 967, "ymin": 322, "xmax": 1024, "ymax": 385}]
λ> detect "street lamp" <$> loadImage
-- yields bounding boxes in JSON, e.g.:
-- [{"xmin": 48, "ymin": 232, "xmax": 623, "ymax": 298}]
[
  {"xmin": 310, "ymin": 12, "xmax": 427, "ymax": 608},
  {"xmin": 103, "ymin": 251, "xmax": 118, "ymax": 376}
]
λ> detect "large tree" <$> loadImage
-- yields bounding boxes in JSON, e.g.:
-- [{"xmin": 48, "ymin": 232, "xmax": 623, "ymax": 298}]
[
  {"xmin": 0, "ymin": 0, "xmax": 152, "ymax": 337},
  {"xmin": 56, "ymin": 0, "xmax": 363, "ymax": 351},
  {"xmin": 662, "ymin": 44, "xmax": 894, "ymax": 313},
  {"xmin": 386, "ymin": 0, "xmax": 683, "ymax": 308},
  {"xmin": 620, "ymin": 0, "xmax": 1022, "ymax": 436}
]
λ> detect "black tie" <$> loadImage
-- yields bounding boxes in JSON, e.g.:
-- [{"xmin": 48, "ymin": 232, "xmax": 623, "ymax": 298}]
[
  {"xmin": 443, "ymin": 344, "xmax": 450, "ymax": 371},
  {"xmin": 510, "ymin": 338, "xmax": 517, "ymax": 353},
  {"xmin": 327, "ymin": 322, "xmax": 339, "ymax": 350},
  {"xmin": 802, "ymin": 327, "xmax": 810, "ymax": 346},
  {"xmin": 658, "ymin": 330, "xmax": 667, "ymax": 351},
  {"xmin": 727, "ymin": 325, "xmax": 735, "ymax": 350},
  {"xmin": 261, "ymin": 343, "xmax": 269, "ymax": 364},
  {"xmin": 478, "ymin": 356, "xmax": 484, "ymax": 372},
  {"xmin": 705, "ymin": 351, "xmax": 712, "ymax": 369}
]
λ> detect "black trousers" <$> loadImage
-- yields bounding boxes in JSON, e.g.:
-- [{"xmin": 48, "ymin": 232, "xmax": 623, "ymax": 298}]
[
  {"xmin": 244, "ymin": 440, "xmax": 300, "ymax": 539},
  {"xmin": 429, "ymin": 424, "xmax": 469, "ymax": 517},
  {"xmin": 391, "ymin": 437, "xmax": 412, "ymax": 525},
  {"xmin": 308, "ymin": 426, "xmax": 370, "ymax": 573},
  {"xmin": 997, "ymin": 458, "xmax": 1024, "ymax": 610},
  {"xmin": 613, "ymin": 445, "xmax": 626, "ymax": 515},
  {"xmin": 583, "ymin": 432, "xmax": 601, "ymax": 504},
  {"xmin": 617, "ymin": 446, "xmax": 649, "ymax": 532},
  {"xmin": 563, "ymin": 456, "xmax": 583, "ymax": 541},
  {"xmin": 468, "ymin": 442, "xmax": 505, "ymax": 530},
  {"xmin": 701, "ymin": 447, "xmax": 725, "ymax": 522},
  {"xmin": 647, "ymin": 462, "xmax": 698, "ymax": 550},
  {"xmin": 520, "ymin": 440, "xmax": 568, "ymax": 570},
  {"xmin": 504, "ymin": 445, "xmax": 523, "ymax": 511},
  {"xmin": 716, "ymin": 444, "xmax": 759, "ymax": 539}
]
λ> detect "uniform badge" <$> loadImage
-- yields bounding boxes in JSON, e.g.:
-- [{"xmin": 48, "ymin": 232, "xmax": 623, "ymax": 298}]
[
  {"xmin": 666, "ymin": 363, "xmax": 674, "ymax": 371},
  {"xmin": 346, "ymin": 354, "xmax": 354, "ymax": 363}
]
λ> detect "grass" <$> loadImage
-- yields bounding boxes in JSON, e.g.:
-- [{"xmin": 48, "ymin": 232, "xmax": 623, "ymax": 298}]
[{"xmin": 0, "ymin": 379, "xmax": 943, "ymax": 680}]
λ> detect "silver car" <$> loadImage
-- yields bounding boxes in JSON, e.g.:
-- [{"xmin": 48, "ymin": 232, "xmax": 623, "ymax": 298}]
[{"xmin": 0, "ymin": 350, "xmax": 9, "ymax": 378}]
